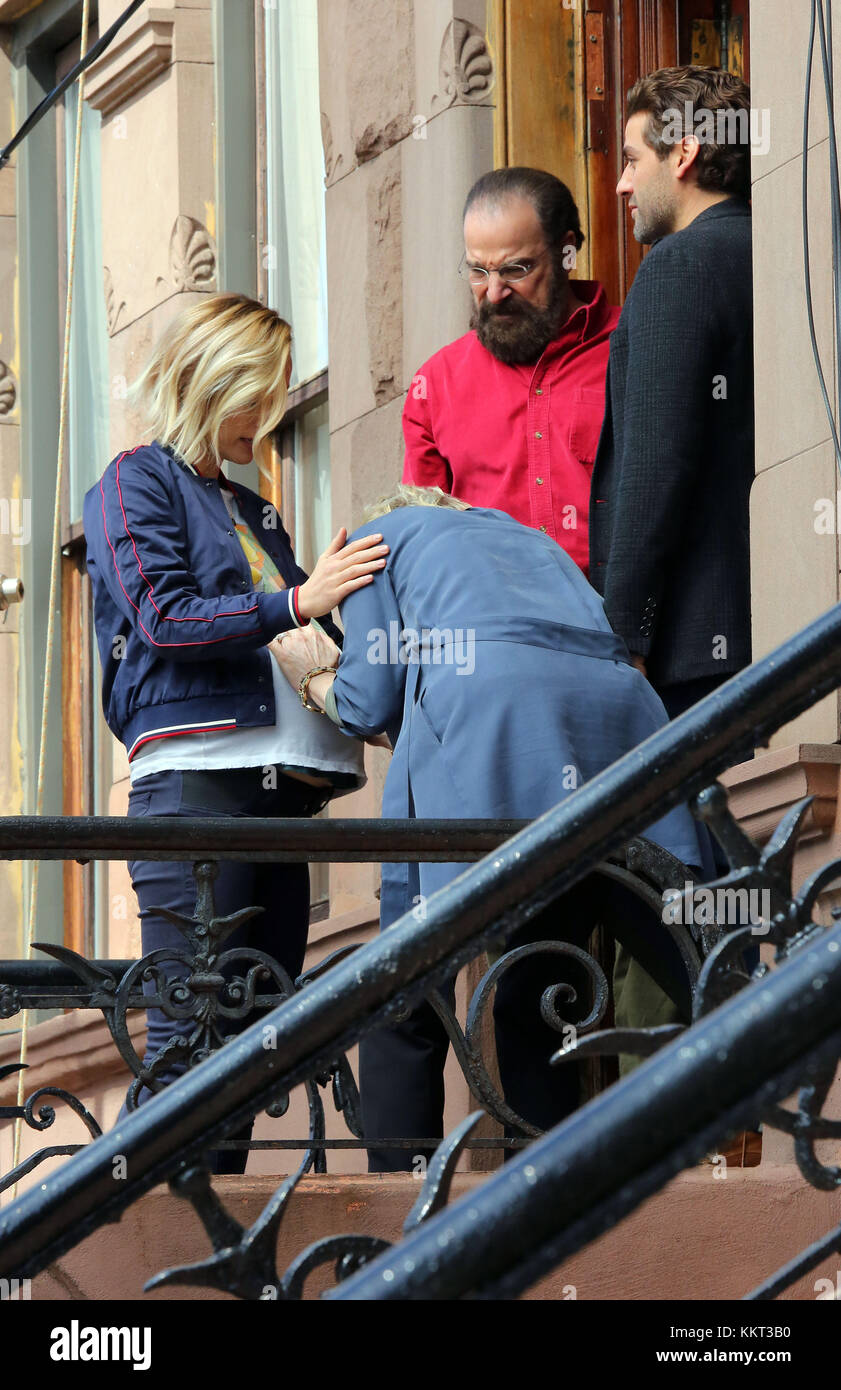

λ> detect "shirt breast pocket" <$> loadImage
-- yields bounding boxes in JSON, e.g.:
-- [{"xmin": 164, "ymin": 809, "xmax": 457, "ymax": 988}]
[{"xmin": 567, "ymin": 388, "xmax": 606, "ymax": 467}]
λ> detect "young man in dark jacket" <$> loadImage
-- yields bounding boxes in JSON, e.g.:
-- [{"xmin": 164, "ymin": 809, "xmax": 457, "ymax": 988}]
[
  {"xmin": 590, "ymin": 64, "xmax": 753, "ymax": 708},
  {"xmin": 589, "ymin": 65, "xmax": 755, "ymax": 1058}
]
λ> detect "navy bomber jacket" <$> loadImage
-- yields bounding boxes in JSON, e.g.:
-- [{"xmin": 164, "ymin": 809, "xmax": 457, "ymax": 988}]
[{"xmin": 82, "ymin": 439, "xmax": 342, "ymax": 764}]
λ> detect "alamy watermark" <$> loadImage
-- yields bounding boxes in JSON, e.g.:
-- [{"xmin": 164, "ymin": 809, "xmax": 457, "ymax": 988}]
[
  {"xmin": 0, "ymin": 1277, "xmax": 31, "ymax": 1300},
  {"xmin": 663, "ymin": 883, "xmax": 772, "ymax": 934},
  {"xmin": 659, "ymin": 102, "xmax": 770, "ymax": 157},
  {"xmin": 50, "ymin": 1320, "xmax": 151, "ymax": 1370},
  {"xmin": 0, "ymin": 497, "xmax": 30, "ymax": 546},
  {"xmin": 367, "ymin": 622, "xmax": 475, "ymax": 676}
]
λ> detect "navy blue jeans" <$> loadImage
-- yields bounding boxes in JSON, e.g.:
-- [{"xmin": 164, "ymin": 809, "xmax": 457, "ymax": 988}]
[{"xmin": 121, "ymin": 765, "xmax": 330, "ymax": 1174}]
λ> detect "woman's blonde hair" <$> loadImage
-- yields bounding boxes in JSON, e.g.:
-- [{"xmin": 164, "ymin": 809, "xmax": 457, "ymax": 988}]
[
  {"xmin": 128, "ymin": 292, "xmax": 292, "ymax": 473},
  {"xmin": 362, "ymin": 483, "xmax": 471, "ymax": 523}
]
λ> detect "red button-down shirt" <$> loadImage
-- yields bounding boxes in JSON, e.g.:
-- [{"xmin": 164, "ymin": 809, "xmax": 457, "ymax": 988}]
[{"xmin": 402, "ymin": 281, "xmax": 619, "ymax": 575}]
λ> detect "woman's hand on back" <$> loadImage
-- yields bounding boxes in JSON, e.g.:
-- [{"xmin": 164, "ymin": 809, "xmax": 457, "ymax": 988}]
[{"xmin": 297, "ymin": 528, "xmax": 388, "ymax": 619}]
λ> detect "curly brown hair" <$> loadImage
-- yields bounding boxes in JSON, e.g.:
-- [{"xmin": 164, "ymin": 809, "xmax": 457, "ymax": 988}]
[{"xmin": 627, "ymin": 66, "xmax": 751, "ymax": 201}]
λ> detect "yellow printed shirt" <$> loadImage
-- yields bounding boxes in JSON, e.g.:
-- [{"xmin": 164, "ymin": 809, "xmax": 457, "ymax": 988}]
[{"xmin": 230, "ymin": 507, "xmax": 287, "ymax": 594}]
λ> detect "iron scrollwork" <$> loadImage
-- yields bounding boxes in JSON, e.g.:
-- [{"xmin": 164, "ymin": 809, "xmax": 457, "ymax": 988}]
[
  {"xmin": 0, "ymin": 1063, "xmax": 102, "ymax": 1196},
  {"xmin": 147, "ymin": 1112, "xmax": 484, "ymax": 1301}
]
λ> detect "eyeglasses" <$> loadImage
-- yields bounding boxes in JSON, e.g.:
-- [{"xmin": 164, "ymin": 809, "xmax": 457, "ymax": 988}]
[{"xmin": 458, "ymin": 251, "xmax": 547, "ymax": 285}]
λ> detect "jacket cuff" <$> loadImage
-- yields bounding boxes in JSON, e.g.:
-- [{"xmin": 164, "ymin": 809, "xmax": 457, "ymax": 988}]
[
  {"xmin": 257, "ymin": 589, "xmax": 298, "ymax": 639},
  {"xmin": 627, "ymin": 634, "xmax": 653, "ymax": 659},
  {"xmin": 605, "ymin": 592, "xmax": 659, "ymax": 659},
  {"xmin": 287, "ymin": 585, "xmax": 310, "ymax": 627},
  {"xmin": 323, "ymin": 683, "xmax": 344, "ymax": 726}
]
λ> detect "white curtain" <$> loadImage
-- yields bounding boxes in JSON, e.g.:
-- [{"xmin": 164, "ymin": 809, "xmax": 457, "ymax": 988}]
[
  {"xmin": 64, "ymin": 85, "xmax": 112, "ymax": 953},
  {"xmin": 264, "ymin": 0, "xmax": 329, "ymax": 386},
  {"xmin": 65, "ymin": 83, "xmax": 111, "ymax": 522}
]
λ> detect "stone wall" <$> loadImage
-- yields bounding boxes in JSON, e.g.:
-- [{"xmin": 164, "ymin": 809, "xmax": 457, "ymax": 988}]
[{"xmin": 750, "ymin": 3, "xmax": 841, "ymax": 746}]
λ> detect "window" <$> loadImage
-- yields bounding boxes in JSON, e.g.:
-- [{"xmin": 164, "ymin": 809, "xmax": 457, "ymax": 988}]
[
  {"xmin": 259, "ymin": 0, "xmax": 330, "ymax": 572},
  {"xmin": 259, "ymin": 0, "xmax": 332, "ymax": 915},
  {"xmin": 262, "ymin": 0, "xmax": 328, "ymax": 390},
  {"xmin": 57, "ymin": 32, "xmax": 111, "ymax": 956}
]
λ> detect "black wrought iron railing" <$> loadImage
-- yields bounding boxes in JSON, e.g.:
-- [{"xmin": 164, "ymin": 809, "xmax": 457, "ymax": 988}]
[
  {"xmin": 1, "ymin": 598, "xmax": 841, "ymax": 1298},
  {"xmin": 0, "ymin": 820, "xmax": 703, "ymax": 1186}
]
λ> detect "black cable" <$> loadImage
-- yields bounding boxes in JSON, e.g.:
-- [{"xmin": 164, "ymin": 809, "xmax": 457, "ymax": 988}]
[
  {"xmin": 828, "ymin": 3, "xmax": 840, "ymax": 440},
  {"xmin": 803, "ymin": 0, "xmax": 841, "ymax": 471},
  {"xmin": 816, "ymin": 0, "xmax": 841, "ymax": 443},
  {"xmin": 0, "ymin": 0, "xmax": 147, "ymax": 171}
]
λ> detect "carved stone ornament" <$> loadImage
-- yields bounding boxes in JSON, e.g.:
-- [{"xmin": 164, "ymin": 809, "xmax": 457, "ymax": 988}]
[
  {"xmin": 431, "ymin": 18, "xmax": 495, "ymax": 112},
  {"xmin": 167, "ymin": 215, "xmax": 218, "ymax": 293},
  {"xmin": 103, "ymin": 267, "xmax": 127, "ymax": 337},
  {"xmin": 321, "ymin": 111, "xmax": 344, "ymax": 186},
  {"xmin": 0, "ymin": 361, "xmax": 17, "ymax": 416}
]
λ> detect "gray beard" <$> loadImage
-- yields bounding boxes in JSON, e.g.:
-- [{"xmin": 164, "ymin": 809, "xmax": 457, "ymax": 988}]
[{"xmin": 471, "ymin": 270, "xmax": 569, "ymax": 365}]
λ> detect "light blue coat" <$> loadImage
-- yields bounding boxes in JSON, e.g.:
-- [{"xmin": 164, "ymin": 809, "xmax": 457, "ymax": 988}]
[{"xmin": 331, "ymin": 506, "xmax": 707, "ymax": 929}]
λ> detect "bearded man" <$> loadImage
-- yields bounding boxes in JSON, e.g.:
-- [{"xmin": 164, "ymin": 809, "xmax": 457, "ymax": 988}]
[{"xmin": 402, "ymin": 167, "xmax": 619, "ymax": 577}]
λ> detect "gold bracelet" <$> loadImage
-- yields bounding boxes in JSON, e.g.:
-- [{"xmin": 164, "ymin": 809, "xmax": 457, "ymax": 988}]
[{"xmin": 299, "ymin": 665, "xmax": 336, "ymax": 713}]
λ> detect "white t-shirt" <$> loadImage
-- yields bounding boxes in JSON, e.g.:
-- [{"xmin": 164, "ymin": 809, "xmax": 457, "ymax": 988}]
[{"xmin": 129, "ymin": 488, "xmax": 366, "ymax": 793}]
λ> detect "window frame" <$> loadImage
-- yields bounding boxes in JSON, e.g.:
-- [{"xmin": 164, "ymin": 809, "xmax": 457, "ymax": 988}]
[
  {"xmin": 12, "ymin": 0, "xmax": 101, "ymax": 965},
  {"xmin": 255, "ymin": 0, "xmax": 332, "ymax": 915},
  {"xmin": 56, "ymin": 24, "xmax": 101, "ymax": 956}
]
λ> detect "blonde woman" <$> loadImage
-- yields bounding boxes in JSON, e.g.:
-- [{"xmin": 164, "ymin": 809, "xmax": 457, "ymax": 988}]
[{"xmin": 83, "ymin": 292, "xmax": 388, "ymax": 1171}]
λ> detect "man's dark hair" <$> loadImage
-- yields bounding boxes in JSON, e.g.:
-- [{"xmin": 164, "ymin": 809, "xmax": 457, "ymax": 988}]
[
  {"xmin": 627, "ymin": 65, "xmax": 751, "ymax": 200},
  {"xmin": 463, "ymin": 167, "xmax": 585, "ymax": 252}
]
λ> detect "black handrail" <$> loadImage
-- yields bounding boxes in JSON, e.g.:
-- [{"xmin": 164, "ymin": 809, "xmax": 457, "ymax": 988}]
[
  {"xmin": 2, "ymin": 600, "xmax": 841, "ymax": 1280},
  {"xmin": 327, "ymin": 919, "xmax": 841, "ymax": 1299},
  {"xmin": 0, "ymin": 818, "xmax": 528, "ymax": 862}
]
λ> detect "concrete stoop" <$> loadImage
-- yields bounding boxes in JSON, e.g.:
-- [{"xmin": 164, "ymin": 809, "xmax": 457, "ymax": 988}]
[{"xmin": 28, "ymin": 1163, "xmax": 841, "ymax": 1301}]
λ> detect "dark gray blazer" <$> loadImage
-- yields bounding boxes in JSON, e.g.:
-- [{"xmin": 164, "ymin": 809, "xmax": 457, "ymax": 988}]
[{"xmin": 589, "ymin": 198, "xmax": 754, "ymax": 688}]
